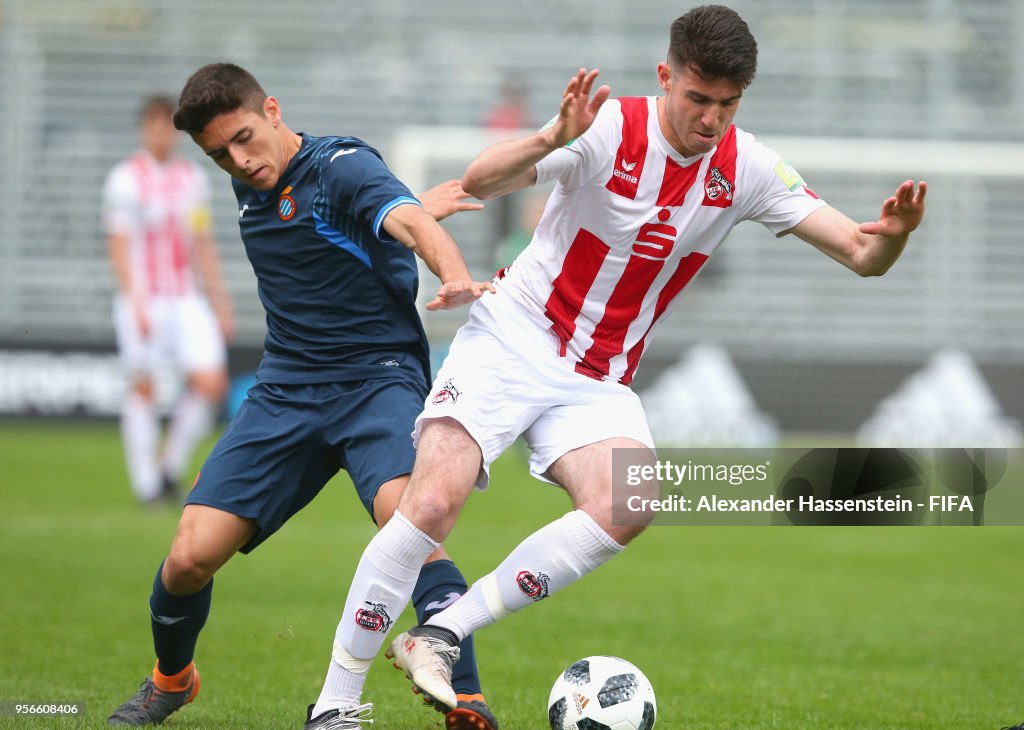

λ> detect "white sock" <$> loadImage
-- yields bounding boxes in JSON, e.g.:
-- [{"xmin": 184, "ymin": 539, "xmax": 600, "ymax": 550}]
[
  {"xmin": 311, "ymin": 648, "xmax": 370, "ymax": 719},
  {"xmin": 313, "ymin": 511, "xmax": 438, "ymax": 715},
  {"xmin": 429, "ymin": 510, "xmax": 624, "ymax": 641},
  {"xmin": 161, "ymin": 390, "xmax": 214, "ymax": 480},
  {"xmin": 121, "ymin": 392, "xmax": 160, "ymax": 501}
]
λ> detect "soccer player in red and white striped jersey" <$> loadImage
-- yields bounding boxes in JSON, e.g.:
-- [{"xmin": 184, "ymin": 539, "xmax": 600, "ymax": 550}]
[
  {"xmin": 332, "ymin": 6, "xmax": 928, "ymax": 714},
  {"xmin": 103, "ymin": 95, "xmax": 236, "ymax": 505},
  {"xmin": 497, "ymin": 87, "xmax": 830, "ymax": 386}
]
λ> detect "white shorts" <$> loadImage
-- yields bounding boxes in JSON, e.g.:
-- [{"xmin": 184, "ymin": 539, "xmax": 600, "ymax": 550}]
[
  {"xmin": 414, "ymin": 291, "xmax": 654, "ymax": 488},
  {"xmin": 114, "ymin": 293, "xmax": 226, "ymax": 376}
]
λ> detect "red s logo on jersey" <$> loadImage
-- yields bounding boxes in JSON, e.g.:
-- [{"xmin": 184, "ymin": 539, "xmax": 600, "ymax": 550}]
[{"xmin": 632, "ymin": 208, "xmax": 677, "ymax": 260}]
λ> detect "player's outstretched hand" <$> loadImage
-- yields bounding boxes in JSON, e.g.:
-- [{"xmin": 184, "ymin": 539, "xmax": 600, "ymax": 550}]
[
  {"xmin": 548, "ymin": 68, "xmax": 611, "ymax": 148},
  {"xmin": 419, "ymin": 179, "xmax": 484, "ymax": 222},
  {"xmin": 858, "ymin": 180, "xmax": 927, "ymax": 238},
  {"xmin": 426, "ymin": 280, "xmax": 496, "ymax": 310}
]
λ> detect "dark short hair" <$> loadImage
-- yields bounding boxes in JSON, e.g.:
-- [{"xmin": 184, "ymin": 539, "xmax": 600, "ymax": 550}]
[
  {"xmin": 668, "ymin": 5, "xmax": 758, "ymax": 89},
  {"xmin": 173, "ymin": 63, "xmax": 267, "ymax": 134},
  {"xmin": 138, "ymin": 95, "xmax": 176, "ymax": 123}
]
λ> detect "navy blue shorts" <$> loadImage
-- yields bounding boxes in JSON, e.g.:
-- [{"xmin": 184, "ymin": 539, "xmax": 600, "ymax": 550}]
[{"xmin": 186, "ymin": 366, "xmax": 427, "ymax": 553}]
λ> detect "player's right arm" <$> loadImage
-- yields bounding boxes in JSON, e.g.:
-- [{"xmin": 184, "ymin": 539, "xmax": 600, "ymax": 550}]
[
  {"xmin": 103, "ymin": 166, "xmax": 150, "ymax": 337},
  {"xmin": 322, "ymin": 142, "xmax": 494, "ymax": 310},
  {"xmin": 382, "ymin": 204, "xmax": 494, "ymax": 310},
  {"xmin": 463, "ymin": 68, "xmax": 610, "ymax": 200},
  {"xmin": 418, "ymin": 179, "xmax": 484, "ymax": 222}
]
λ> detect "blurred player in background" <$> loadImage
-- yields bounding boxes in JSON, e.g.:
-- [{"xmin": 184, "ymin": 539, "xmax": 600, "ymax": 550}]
[
  {"xmin": 103, "ymin": 95, "xmax": 235, "ymax": 505},
  {"xmin": 107, "ymin": 64, "xmax": 498, "ymax": 730},
  {"xmin": 326, "ymin": 4, "xmax": 929, "ymax": 716}
]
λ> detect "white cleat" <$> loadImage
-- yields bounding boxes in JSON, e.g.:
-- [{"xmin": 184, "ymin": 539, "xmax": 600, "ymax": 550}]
[
  {"xmin": 385, "ymin": 626, "xmax": 461, "ymax": 712},
  {"xmin": 303, "ymin": 702, "xmax": 374, "ymax": 729}
]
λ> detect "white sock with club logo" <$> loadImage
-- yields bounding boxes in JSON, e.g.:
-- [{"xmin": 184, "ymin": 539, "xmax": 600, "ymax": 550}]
[
  {"xmin": 313, "ymin": 510, "xmax": 438, "ymax": 715},
  {"xmin": 428, "ymin": 510, "xmax": 623, "ymax": 640}
]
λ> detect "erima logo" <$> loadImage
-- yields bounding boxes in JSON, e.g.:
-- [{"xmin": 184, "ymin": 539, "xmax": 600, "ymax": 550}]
[
  {"xmin": 330, "ymin": 149, "xmax": 358, "ymax": 163},
  {"xmin": 238, "ymin": 204, "xmax": 249, "ymax": 219},
  {"xmin": 613, "ymin": 158, "xmax": 639, "ymax": 184}
]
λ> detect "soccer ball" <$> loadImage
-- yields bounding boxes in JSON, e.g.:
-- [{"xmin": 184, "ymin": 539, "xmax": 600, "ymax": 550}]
[{"xmin": 547, "ymin": 655, "xmax": 657, "ymax": 730}]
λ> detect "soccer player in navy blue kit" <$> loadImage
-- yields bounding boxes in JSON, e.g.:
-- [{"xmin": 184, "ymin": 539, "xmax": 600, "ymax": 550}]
[{"xmin": 108, "ymin": 63, "xmax": 498, "ymax": 730}]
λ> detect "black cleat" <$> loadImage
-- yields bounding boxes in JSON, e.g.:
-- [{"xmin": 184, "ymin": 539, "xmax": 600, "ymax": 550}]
[
  {"xmin": 108, "ymin": 667, "xmax": 200, "ymax": 726},
  {"xmin": 159, "ymin": 474, "xmax": 182, "ymax": 504},
  {"xmin": 303, "ymin": 702, "xmax": 374, "ymax": 729}
]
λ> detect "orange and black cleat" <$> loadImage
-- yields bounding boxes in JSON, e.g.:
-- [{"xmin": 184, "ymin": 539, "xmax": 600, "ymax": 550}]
[
  {"xmin": 108, "ymin": 661, "xmax": 200, "ymax": 726},
  {"xmin": 446, "ymin": 693, "xmax": 499, "ymax": 730}
]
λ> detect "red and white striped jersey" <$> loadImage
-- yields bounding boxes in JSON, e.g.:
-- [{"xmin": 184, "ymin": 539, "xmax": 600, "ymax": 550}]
[
  {"xmin": 102, "ymin": 151, "xmax": 213, "ymax": 297},
  {"xmin": 496, "ymin": 95, "xmax": 826, "ymax": 386}
]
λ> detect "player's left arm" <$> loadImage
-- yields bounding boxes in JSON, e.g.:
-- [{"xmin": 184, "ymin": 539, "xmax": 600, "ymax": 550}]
[
  {"xmin": 191, "ymin": 208, "xmax": 236, "ymax": 340},
  {"xmin": 790, "ymin": 180, "xmax": 927, "ymax": 276},
  {"xmin": 382, "ymin": 203, "xmax": 495, "ymax": 310}
]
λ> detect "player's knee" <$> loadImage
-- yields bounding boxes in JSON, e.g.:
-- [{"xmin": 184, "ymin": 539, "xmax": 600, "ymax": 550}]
[
  {"xmin": 164, "ymin": 539, "xmax": 220, "ymax": 592},
  {"xmin": 131, "ymin": 376, "xmax": 155, "ymax": 400},
  {"xmin": 399, "ymin": 484, "xmax": 463, "ymax": 537},
  {"xmin": 188, "ymin": 370, "xmax": 228, "ymax": 401},
  {"xmin": 576, "ymin": 497, "xmax": 651, "ymax": 545}
]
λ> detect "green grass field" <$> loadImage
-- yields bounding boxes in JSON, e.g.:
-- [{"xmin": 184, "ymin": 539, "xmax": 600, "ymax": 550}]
[{"xmin": 1, "ymin": 422, "xmax": 1021, "ymax": 729}]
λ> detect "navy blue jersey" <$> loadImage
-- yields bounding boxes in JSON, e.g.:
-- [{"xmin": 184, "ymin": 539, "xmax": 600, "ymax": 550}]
[{"xmin": 232, "ymin": 134, "xmax": 430, "ymax": 385}]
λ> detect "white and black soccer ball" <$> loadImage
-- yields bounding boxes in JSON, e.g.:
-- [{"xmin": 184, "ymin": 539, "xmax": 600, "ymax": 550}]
[{"xmin": 547, "ymin": 655, "xmax": 657, "ymax": 730}]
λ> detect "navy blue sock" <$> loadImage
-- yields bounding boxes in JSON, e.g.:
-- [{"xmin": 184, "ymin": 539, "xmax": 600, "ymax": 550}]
[
  {"xmin": 412, "ymin": 559, "xmax": 482, "ymax": 697},
  {"xmin": 149, "ymin": 560, "xmax": 213, "ymax": 676}
]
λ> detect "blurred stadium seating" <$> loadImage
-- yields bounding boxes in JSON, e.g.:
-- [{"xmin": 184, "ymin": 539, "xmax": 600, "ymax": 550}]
[{"xmin": 0, "ymin": 0, "xmax": 1021, "ymax": 432}]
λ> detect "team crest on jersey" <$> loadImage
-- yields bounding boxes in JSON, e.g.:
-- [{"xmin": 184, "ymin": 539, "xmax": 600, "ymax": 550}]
[
  {"xmin": 432, "ymin": 378, "xmax": 460, "ymax": 405},
  {"xmin": 704, "ymin": 167, "xmax": 734, "ymax": 202},
  {"xmin": 278, "ymin": 185, "xmax": 297, "ymax": 221}
]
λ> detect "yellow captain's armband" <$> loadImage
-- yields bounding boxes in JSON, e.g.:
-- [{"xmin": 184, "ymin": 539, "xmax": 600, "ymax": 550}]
[{"xmin": 189, "ymin": 205, "xmax": 213, "ymax": 234}]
